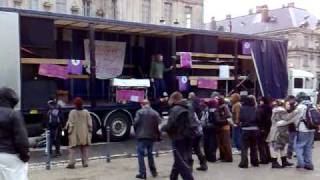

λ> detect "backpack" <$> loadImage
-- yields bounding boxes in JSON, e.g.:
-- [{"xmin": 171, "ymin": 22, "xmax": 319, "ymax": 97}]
[
  {"xmin": 304, "ymin": 105, "xmax": 320, "ymax": 129},
  {"xmin": 182, "ymin": 104, "xmax": 202, "ymax": 138},
  {"xmin": 48, "ymin": 106, "xmax": 61, "ymax": 128}
]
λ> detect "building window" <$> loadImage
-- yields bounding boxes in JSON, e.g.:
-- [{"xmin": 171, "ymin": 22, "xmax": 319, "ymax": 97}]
[
  {"xmin": 304, "ymin": 35, "xmax": 309, "ymax": 48},
  {"xmin": 0, "ymin": 0, "xmax": 8, "ymax": 6},
  {"xmin": 83, "ymin": 0, "xmax": 91, "ymax": 16},
  {"xmin": 303, "ymin": 55, "xmax": 309, "ymax": 67},
  {"xmin": 185, "ymin": 6, "xmax": 192, "ymax": 28},
  {"xmin": 163, "ymin": 2, "xmax": 172, "ymax": 25},
  {"xmin": 317, "ymin": 56, "xmax": 320, "ymax": 67},
  {"xmin": 110, "ymin": 0, "xmax": 117, "ymax": 19},
  {"xmin": 29, "ymin": 0, "xmax": 39, "ymax": 10},
  {"xmin": 294, "ymin": 78, "xmax": 303, "ymax": 89},
  {"xmin": 56, "ymin": 0, "xmax": 67, "ymax": 13},
  {"xmin": 141, "ymin": 0, "xmax": 151, "ymax": 24}
]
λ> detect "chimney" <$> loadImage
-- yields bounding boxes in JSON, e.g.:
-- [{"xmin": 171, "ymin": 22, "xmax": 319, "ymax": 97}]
[
  {"xmin": 211, "ymin": 17, "xmax": 217, "ymax": 30},
  {"xmin": 248, "ymin": 9, "xmax": 253, "ymax": 15},
  {"xmin": 288, "ymin": 2, "xmax": 295, "ymax": 8},
  {"xmin": 260, "ymin": 5, "xmax": 269, "ymax": 23}
]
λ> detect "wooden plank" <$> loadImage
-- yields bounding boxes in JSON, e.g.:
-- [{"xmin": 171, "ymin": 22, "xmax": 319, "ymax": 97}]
[
  {"xmin": 176, "ymin": 64, "xmax": 235, "ymax": 70},
  {"xmin": 176, "ymin": 52, "xmax": 235, "ymax": 59},
  {"xmin": 21, "ymin": 58, "xmax": 70, "ymax": 65},
  {"xmin": 238, "ymin": 55, "xmax": 252, "ymax": 60},
  {"xmin": 67, "ymin": 74, "xmax": 89, "ymax": 79}
]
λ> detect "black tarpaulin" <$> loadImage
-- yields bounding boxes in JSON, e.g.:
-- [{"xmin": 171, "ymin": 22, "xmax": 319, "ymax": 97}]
[{"xmin": 251, "ymin": 40, "xmax": 288, "ymax": 99}]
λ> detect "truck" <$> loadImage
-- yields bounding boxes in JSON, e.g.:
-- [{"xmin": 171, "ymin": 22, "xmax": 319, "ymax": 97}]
[{"xmin": 0, "ymin": 7, "xmax": 291, "ymax": 142}]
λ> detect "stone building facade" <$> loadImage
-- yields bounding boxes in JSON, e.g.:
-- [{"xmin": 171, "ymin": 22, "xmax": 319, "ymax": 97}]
[{"xmin": 0, "ymin": 0, "xmax": 204, "ymax": 28}]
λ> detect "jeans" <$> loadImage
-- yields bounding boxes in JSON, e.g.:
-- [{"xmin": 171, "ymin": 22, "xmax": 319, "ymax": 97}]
[
  {"xmin": 232, "ymin": 126, "xmax": 242, "ymax": 151},
  {"xmin": 239, "ymin": 130, "xmax": 259, "ymax": 166},
  {"xmin": 154, "ymin": 79, "xmax": 166, "ymax": 99},
  {"xmin": 137, "ymin": 139, "xmax": 156, "ymax": 175},
  {"xmin": 170, "ymin": 138, "xmax": 194, "ymax": 180},
  {"xmin": 203, "ymin": 127, "xmax": 217, "ymax": 162},
  {"xmin": 295, "ymin": 132, "xmax": 314, "ymax": 168},
  {"xmin": 49, "ymin": 127, "xmax": 61, "ymax": 155},
  {"xmin": 287, "ymin": 131, "xmax": 297, "ymax": 156},
  {"xmin": 257, "ymin": 130, "xmax": 271, "ymax": 163}
]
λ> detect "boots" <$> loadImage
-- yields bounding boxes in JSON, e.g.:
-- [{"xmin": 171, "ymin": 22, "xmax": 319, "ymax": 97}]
[
  {"xmin": 281, "ymin": 157, "xmax": 293, "ymax": 167},
  {"xmin": 271, "ymin": 158, "xmax": 283, "ymax": 169},
  {"xmin": 196, "ymin": 163, "xmax": 208, "ymax": 171}
]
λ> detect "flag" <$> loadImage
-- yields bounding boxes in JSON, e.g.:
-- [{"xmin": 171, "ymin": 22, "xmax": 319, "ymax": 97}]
[
  {"xmin": 39, "ymin": 64, "xmax": 68, "ymax": 79},
  {"xmin": 68, "ymin": 59, "xmax": 83, "ymax": 75},
  {"xmin": 197, "ymin": 78, "xmax": 218, "ymax": 90},
  {"xmin": 177, "ymin": 76, "xmax": 189, "ymax": 91}
]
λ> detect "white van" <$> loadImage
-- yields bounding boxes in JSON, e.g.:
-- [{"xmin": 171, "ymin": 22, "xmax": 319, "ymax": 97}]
[{"xmin": 288, "ymin": 68, "xmax": 317, "ymax": 103}]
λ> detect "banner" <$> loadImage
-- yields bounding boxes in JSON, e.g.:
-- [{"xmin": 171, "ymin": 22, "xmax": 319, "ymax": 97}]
[
  {"xmin": 197, "ymin": 78, "xmax": 218, "ymax": 90},
  {"xmin": 219, "ymin": 65, "xmax": 230, "ymax": 79},
  {"xmin": 68, "ymin": 59, "xmax": 83, "ymax": 75},
  {"xmin": 85, "ymin": 40, "xmax": 126, "ymax": 79},
  {"xmin": 177, "ymin": 76, "xmax": 189, "ymax": 91},
  {"xmin": 180, "ymin": 52, "xmax": 192, "ymax": 68},
  {"xmin": 38, "ymin": 64, "xmax": 68, "ymax": 79},
  {"xmin": 242, "ymin": 41, "xmax": 251, "ymax": 55},
  {"xmin": 116, "ymin": 89, "xmax": 145, "ymax": 102}
]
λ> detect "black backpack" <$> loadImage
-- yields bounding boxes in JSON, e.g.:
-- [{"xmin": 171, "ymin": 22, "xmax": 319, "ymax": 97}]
[{"xmin": 304, "ymin": 104, "xmax": 320, "ymax": 129}]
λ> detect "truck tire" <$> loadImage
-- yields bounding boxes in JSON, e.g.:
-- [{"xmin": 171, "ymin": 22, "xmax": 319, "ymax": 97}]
[
  {"xmin": 90, "ymin": 113, "xmax": 102, "ymax": 142},
  {"xmin": 104, "ymin": 111, "xmax": 131, "ymax": 142}
]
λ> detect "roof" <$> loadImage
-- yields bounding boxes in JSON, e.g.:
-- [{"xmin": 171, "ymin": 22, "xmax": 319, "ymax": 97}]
[
  {"xmin": 0, "ymin": 7, "xmax": 286, "ymax": 41},
  {"xmin": 206, "ymin": 7, "xmax": 318, "ymax": 34},
  {"xmin": 290, "ymin": 69, "xmax": 315, "ymax": 78}
]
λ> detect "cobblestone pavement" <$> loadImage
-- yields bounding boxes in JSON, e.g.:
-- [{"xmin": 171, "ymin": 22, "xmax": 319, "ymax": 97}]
[{"xmin": 29, "ymin": 142, "xmax": 320, "ymax": 180}]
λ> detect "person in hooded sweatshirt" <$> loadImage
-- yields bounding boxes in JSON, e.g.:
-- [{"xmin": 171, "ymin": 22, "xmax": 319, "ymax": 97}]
[
  {"xmin": 161, "ymin": 91, "xmax": 194, "ymax": 180},
  {"xmin": 230, "ymin": 93, "xmax": 242, "ymax": 155},
  {"xmin": 256, "ymin": 97, "xmax": 272, "ymax": 164},
  {"xmin": 0, "ymin": 87, "xmax": 29, "ymax": 180},
  {"xmin": 238, "ymin": 95, "xmax": 259, "ymax": 168}
]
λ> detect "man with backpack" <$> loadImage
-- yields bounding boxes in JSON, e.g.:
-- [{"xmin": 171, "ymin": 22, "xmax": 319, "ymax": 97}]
[
  {"xmin": 47, "ymin": 97, "xmax": 63, "ymax": 157},
  {"xmin": 295, "ymin": 93, "xmax": 318, "ymax": 170},
  {"xmin": 161, "ymin": 91, "xmax": 194, "ymax": 180}
]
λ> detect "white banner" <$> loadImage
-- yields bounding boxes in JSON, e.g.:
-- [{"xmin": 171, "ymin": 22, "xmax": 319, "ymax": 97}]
[
  {"xmin": 219, "ymin": 65, "xmax": 230, "ymax": 79},
  {"xmin": 84, "ymin": 40, "xmax": 126, "ymax": 79}
]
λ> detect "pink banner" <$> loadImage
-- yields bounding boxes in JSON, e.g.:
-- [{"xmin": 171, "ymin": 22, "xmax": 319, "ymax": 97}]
[
  {"xmin": 180, "ymin": 52, "xmax": 192, "ymax": 68},
  {"xmin": 116, "ymin": 90, "xmax": 145, "ymax": 102},
  {"xmin": 197, "ymin": 78, "xmax": 218, "ymax": 90},
  {"xmin": 38, "ymin": 64, "xmax": 68, "ymax": 79}
]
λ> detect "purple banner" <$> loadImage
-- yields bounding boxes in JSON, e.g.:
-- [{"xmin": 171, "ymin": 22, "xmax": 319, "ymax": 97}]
[
  {"xmin": 116, "ymin": 90, "xmax": 145, "ymax": 102},
  {"xmin": 197, "ymin": 78, "xmax": 218, "ymax": 90},
  {"xmin": 39, "ymin": 64, "xmax": 68, "ymax": 79},
  {"xmin": 177, "ymin": 76, "xmax": 189, "ymax": 91},
  {"xmin": 180, "ymin": 52, "xmax": 192, "ymax": 68},
  {"xmin": 68, "ymin": 60, "xmax": 83, "ymax": 75},
  {"xmin": 242, "ymin": 41, "xmax": 251, "ymax": 55}
]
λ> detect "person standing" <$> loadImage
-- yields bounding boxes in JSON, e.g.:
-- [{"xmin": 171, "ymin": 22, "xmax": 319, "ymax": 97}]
[
  {"xmin": 215, "ymin": 96, "xmax": 233, "ymax": 162},
  {"xmin": 256, "ymin": 97, "xmax": 272, "ymax": 164},
  {"xmin": 238, "ymin": 95, "xmax": 259, "ymax": 168},
  {"xmin": 134, "ymin": 100, "xmax": 162, "ymax": 179},
  {"xmin": 47, "ymin": 97, "xmax": 63, "ymax": 157},
  {"xmin": 188, "ymin": 92, "xmax": 208, "ymax": 171},
  {"xmin": 230, "ymin": 93, "xmax": 242, "ymax": 155},
  {"xmin": 295, "ymin": 93, "xmax": 316, "ymax": 170},
  {"xmin": 65, "ymin": 97, "xmax": 92, "ymax": 169},
  {"xmin": 0, "ymin": 87, "xmax": 29, "ymax": 180},
  {"xmin": 161, "ymin": 92, "xmax": 194, "ymax": 180}
]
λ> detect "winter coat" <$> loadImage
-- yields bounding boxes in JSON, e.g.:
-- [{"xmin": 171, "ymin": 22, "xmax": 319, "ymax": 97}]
[
  {"xmin": 0, "ymin": 88, "xmax": 29, "ymax": 163},
  {"xmin": 231, "ymin": 93, "xmax": 241, "ymax": 124},
  {"xmin": 239, "ymin": 106, "xmax": 258, "ymax": 128},
  {"xmin": 161, "ymin": 100, "xmax": 191, "ymax": 140},
  {"xmin": 134, "ymin": 106, "xmax": 162, "ymax": 141},
  {"xmin": 66, "ymin": 109, "xmax": 93, "ymax": 148},
  {"xmin": 267, "ymin": 106, "xmax": 299, "ymax": 150},
  {"xmin": 257, "ymin": 104, "xmax": 272, "ymax": 132}
]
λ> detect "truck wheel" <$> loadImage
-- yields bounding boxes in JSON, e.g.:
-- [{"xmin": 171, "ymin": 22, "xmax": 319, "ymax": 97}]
[
  {"xmin": 104, "ymin": 112, "xmax": 131, "ymax": 142},
  {"xmin": 90, "ymin": 113, "xmax": 102, "ymax": 142}
]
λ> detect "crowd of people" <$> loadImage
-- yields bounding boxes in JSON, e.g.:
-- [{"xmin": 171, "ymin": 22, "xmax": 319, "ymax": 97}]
[
  {"xmin": 133, "ymin": 90, "xmax": 319, "ymax": 179},
  {"xmin": 0, "ymin": 86, "xmax": 318, "ymax": 180}
]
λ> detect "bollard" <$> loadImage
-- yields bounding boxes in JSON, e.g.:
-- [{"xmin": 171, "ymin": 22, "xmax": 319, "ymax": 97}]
[
  {"xmin": 106, "ymin": 126, "xmax": 111, "ymax": 163},
  {"xmin": 45, "ymin": 129, "xmax": 51, "ymax": 170}
]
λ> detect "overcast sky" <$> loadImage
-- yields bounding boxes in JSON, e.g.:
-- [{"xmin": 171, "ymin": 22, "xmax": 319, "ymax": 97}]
[{"xmin": 204, "ymin": 0, "xmax": 320, "ymax": 22}]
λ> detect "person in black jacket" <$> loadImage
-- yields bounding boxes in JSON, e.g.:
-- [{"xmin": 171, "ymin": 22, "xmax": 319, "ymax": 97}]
[
  {"xmin": 161, "ymin": 91, "xmax": 194, "ymax": 180},
  {"xmin": 0, "ymin": 87, "xmax": 29, "ymax": 179},
  {"xmin": 238, "ymin": 95, "xmax": 259, "ymax": 168},
  {"xmin": 256, "ymin": 97, "xmax": 272, "ymax": 164},
  {"xmin": 134, "ymin": 100, "xmax": 162, "ymax": 179}
]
